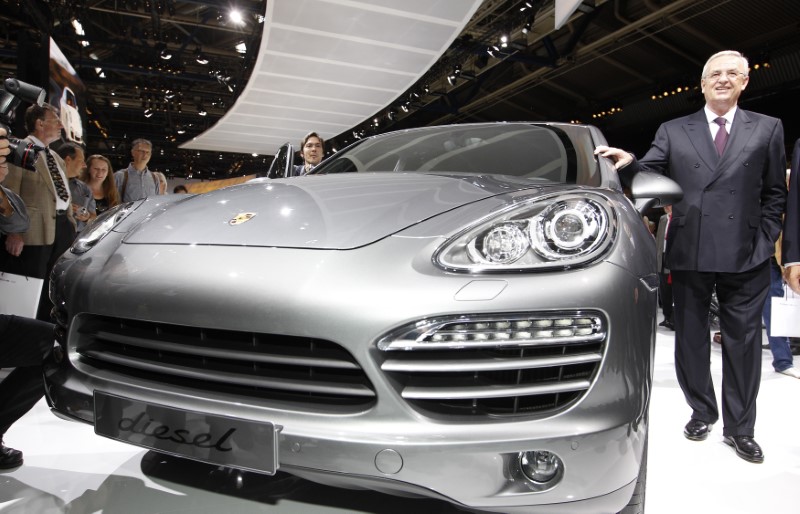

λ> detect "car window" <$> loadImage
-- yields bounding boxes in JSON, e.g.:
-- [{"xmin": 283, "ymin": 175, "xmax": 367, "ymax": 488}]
[{"xmin": 315, "ymin": 124, "xmax": 600, "ymax": 186}]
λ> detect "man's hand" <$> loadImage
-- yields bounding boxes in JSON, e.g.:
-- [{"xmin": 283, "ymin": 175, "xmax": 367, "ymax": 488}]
[
  {"xmin": 784, "ymin": 264, "xmax": 800, "ymax": 295},
  {"xmin": 5, "ymin": 232, "xmax": 24, "ymax": 257},
  {"xmin": 72, "ymin": 203, "xmax": 91, "ymax": 222},
  {"xmin": 0, "ymin": 127, "xmax": 9, "ymax": 183},
  {"xmin": 594, "ymin": 145, "xmax": 634, "ymax": 170}
]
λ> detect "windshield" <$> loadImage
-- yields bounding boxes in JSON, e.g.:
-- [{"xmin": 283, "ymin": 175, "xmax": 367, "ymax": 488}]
[{"xmin": 315, "ymin": 123, "xmax": 600, "ymax": 186}]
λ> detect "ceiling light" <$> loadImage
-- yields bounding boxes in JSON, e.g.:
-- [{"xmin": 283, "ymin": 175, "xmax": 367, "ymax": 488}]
[
  {"xmin": 235, "ymin": 42, "xmax": 247, "ymax": 54},
  {"xmin": 229, "ymin": 9, "xmax": 245, "ymax": 25},
  {"xmin": 198, "ymin": 106, "xmax": 207, "ymax": 116},
  {"xmin": 111, "ymin": 101, "xmax": 120, "ymax": 108},
  {"xmin": 71, "ymin": 19, "xmax": 85, "ymax": 36},
  {"xmin": 143, "ymin": 108, "xmax": 154, "ymax": 118},
  {"xmin": 195, "ymin": 48, "xmax": 209, "ymax": 65},
  {"xmin": 159, "ymin": 48, "xmax": 172, "ymax": 60}
]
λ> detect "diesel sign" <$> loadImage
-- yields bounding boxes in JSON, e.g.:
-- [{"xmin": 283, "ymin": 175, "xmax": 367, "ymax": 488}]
[{"xmin": 94, "ymin": 391, "xmax": 280, "ymax": 474}]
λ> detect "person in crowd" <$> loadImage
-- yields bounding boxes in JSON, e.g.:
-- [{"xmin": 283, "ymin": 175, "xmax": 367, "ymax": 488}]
[
  {"xmin": 0, "ymin": 104, "xmax": 77, "ymax": 321},
  {"xmin": 82, "ymin": 154, "xmax": 120, "ymax": 215},
  {"xmin": 784, "ymin": 138, "xmax": 800, "ymax": 295},
  {"xmin": 152, "ymin": 171, "xmax": 168, "ymax": 195},
  {"xmin": 595, "ymin": 50, "xmax": 786, "ymax": 464},
  {"xmin": 293, "ymin": 132, "xmax": 325, "ymax": 176},
  {"xmin": 656, "ymin": 205, "xmax": 674, "ymax": 330},
  {"xmin": 173, "ymin": 184, "xmax": 188, "ymax": 194},
  {"xmin": 56, "ymin": 142, "xmax": 95, "ymax": 232},
  {"xmin": 114, "ymin": 138, "xmax": 160, "ymax": 201},
  {"xmin": 762, "ymin": 238, "xmax": 797, "ymax": 378},
  {"xmin": 0, "ymin": 128, "xmax": 56, "ymax": 469}
]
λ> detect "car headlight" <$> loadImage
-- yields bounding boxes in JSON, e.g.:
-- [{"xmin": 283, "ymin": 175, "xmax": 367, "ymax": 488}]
[
  {"xmin": 70, "ymin": 202, "xmax": 138, "ymax": 254},
  {"xmin": 435, "ymin": 192, "xmax": 616, "ymax": 272}
]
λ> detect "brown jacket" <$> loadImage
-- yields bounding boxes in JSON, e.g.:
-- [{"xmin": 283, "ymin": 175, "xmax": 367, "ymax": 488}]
[{"xmin": 3, "ymin": 141, "xmax": 76, "ymax": 246}]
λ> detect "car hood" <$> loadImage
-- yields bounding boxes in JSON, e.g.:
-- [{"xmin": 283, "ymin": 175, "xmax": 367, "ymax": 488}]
[{"xmin": 124, "ymin": 173, "xmax": 545, "ymax": 249}]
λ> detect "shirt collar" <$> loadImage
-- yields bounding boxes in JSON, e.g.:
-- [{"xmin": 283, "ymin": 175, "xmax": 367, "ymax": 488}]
[{"xmin": 704, "ymin": 106, "xmax": 737, "ymax": 126}]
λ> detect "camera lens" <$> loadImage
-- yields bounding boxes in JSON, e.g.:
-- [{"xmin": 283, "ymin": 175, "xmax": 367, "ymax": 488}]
[{"xmin": 7, "ymin": 137, "xmax": 40, "ymax": 171}]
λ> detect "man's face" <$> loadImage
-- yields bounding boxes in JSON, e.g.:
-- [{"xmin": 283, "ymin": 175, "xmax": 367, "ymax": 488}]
[
  {"xmin": 302, "ymin": 137, "xmax": 323, "ymax": 166},
  {"xmin": 37, "ymin": 110, "xmax": 63, "ymax": 145},
  {"xmin": 64, "ymin": 147, "xmax": 86, "ymax": 178},
  {"xmin": 701, "ymin": 55, "xmax": 749, "ymax": 107},
  {"xmin": 131, "ymin": 143, "xmax": 152, "ymax": 168}
]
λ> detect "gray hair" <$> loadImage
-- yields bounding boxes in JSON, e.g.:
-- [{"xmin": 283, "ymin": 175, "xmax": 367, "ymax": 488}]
[{"xmin": 701, "ymin": 50, "xmax": 749, "ymax": 79}]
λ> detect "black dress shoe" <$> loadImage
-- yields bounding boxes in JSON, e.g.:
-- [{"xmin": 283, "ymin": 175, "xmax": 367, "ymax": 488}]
[
  {"xmin": 684, "ymin": 419, "xmax": 712, "ymax": 441},
  {"xmin": 724, "ymin": 436, "xmax": 764, "ymax": 463},
  {"xmin": 0, "ymin": 442, "xmax": 23, "ymax": 469}
]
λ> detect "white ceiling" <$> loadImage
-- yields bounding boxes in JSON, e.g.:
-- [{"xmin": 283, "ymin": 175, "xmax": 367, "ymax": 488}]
[{"xmin": 180, "ymin": 0, "xmax": 484, "ymax": 156}]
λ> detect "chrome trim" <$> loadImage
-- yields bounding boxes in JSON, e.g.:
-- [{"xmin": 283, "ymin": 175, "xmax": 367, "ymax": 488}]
[
  {"xmin": 402, "ymin": 380, "xmax": 592, "ymax": 400},
  {"xmin": 382, "ymin": 352, "xmax": 601, "ymax": 372},
  {"xmin": 83, "ymin": 351, "xmax": 375, "ymax": 397}
]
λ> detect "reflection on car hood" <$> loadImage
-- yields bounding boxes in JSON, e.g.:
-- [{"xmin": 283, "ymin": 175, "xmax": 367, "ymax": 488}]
[{"xmin": 124, "ymin": 173, "xmax": 544, "ymax": 249}]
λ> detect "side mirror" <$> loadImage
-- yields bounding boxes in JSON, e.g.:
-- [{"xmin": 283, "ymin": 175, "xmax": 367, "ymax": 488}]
[
  {"xmin": 265, "ymin": 143, "xmax": 294, "ymax": 179},
  {"xmin": 629, "ymin": 171, "xmax": 683, "ymax": 213}
]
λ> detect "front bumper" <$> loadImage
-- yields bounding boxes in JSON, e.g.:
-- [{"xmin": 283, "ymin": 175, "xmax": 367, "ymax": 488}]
[{"xmin": 45, "ymin": 232, "xmax": 654, "ymax": 513}]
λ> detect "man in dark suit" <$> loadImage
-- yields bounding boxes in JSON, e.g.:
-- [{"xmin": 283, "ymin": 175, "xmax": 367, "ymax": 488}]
[
  {"xmin": 0, "ymin": 104, "xmax": 77, "ymax": 321},
  {"xmin": 596, "ymin": 50, "xmax": 787, "ymax": 463},
  {"xmin": 784, "ymin": 138, "xmax": 800, "ymax": 294}
]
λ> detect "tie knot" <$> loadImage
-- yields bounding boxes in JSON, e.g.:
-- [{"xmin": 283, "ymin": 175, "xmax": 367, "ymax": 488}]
[{"xmin": 714, "ymin": 117, "xmax": 726, "ymax": 128}]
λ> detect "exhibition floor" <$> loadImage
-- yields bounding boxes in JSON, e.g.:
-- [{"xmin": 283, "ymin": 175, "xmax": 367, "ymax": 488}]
[{"xmin": 2, "ymin": 327, "xmax": 799, "ymax": 514}]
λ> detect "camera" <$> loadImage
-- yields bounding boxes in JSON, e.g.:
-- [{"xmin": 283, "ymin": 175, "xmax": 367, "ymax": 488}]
[{"xmin": 0, "ymin": 77, "xmax": 47, "ymax": 171}]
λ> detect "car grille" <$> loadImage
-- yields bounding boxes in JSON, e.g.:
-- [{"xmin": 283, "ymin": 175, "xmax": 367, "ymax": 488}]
[
  {"xmin": 378, "ymin": 311, "xmax": 606, "ymax": 417},
  {"xmin": 71, "ymin": 315, "xmax": 375, "ymax": 408}
]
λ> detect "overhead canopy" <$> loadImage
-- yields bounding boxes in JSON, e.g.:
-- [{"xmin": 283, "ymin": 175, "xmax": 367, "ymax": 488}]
[{"xmin": 180, "ymin": 0, "xmax": 483, "ymax": 156}]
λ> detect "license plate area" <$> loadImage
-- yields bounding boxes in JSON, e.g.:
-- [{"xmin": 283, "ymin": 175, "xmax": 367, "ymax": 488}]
[{"xmin": 94, "ymin": 391, "xmax": 280, "ymax": 474}]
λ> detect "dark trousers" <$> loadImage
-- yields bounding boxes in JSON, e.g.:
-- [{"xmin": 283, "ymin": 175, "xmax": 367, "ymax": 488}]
[
  {"xmin": 0, "ymin": 314, "xmax": 54, "ymax": 436},
  {"xmin": 0, "ymin": 214, "xmax": 75, "ymax": 321},
  {"xmin": 671, "ymin": 261, "xmax": 769, "ymax": 437},
  {"xmin": 659, "ymin": 272, "xmax": 673, "ymax": 321}
]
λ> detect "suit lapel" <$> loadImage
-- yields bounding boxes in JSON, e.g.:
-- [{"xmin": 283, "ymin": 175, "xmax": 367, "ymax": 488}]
[{"xmin": 684, "ymin": 110, "xmax": 717, "ymax": 171}]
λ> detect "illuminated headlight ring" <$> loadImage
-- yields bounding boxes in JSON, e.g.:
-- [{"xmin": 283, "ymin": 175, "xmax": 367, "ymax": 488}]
[
  {"xmin": 70, "ymin": 202, "xmax": 138, "ymax": 254},
  {"xmin": 435, "ymin": 192, "xmax": 616, "ymax": 272},
  {"xmin": 531, "ymin": 198, "xmax": 609, "ymax": 260}
]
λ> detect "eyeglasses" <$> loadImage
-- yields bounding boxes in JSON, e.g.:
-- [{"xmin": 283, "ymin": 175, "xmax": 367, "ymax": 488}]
[{"xmin": 705, "ymin": 70, "xmax": 746, "ymax": 82}]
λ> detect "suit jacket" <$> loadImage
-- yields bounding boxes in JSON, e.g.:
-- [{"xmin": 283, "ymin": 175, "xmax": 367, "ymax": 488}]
[
  {"xmin": 623, "ymin": 108, "xmax": 786, "ymax": 273},
  {"xmin": 783, "ymin": 137, "xmax": 800, "ymax": 265},
  {"xmin": 3, "ymin": 138, "xmax": 76, "ymax": 246}
]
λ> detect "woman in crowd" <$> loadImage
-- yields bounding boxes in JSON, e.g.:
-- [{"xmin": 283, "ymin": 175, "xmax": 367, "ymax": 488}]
[{"xmin": 81, "ymin": 154, "xmax": 120, "ymax": 215}]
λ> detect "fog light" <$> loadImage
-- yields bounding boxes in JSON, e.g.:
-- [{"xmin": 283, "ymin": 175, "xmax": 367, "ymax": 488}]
[{"xmin": 519, "ymin": 450, "xmax": 562, "ymax": 484}]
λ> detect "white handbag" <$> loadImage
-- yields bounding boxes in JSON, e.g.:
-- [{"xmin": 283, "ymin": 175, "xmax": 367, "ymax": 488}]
[
  {"xmin": 770, "ymin": 286, "xmax": 800, "ymax": 338},
  {"xmin": 0, "ymin": 272, "xmax": 43, "ymax": 318}
]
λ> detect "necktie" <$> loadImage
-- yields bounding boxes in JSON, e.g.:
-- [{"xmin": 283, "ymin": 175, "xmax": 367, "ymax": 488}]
[
  {"xmin": 713, "ymin": 117, "xmax": 728, "ymax": 156},
  {"xmin": 45, "ymin": 149, "xmax": 70, "ymax": 202}
]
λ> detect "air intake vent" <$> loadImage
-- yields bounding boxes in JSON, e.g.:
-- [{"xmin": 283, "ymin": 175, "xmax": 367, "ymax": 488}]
[
  {"xmin": 378, "ymin": 311, "xmax": 605, "ymax": 417},
  {"xmin": 72, "ymin": 315, "xmax": 375, "ymax": 409}
]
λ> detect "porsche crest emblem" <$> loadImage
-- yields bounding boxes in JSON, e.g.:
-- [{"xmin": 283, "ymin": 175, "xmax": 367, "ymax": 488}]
[{"xmin": 229, "ymin": 212, "xmax": 257, "ymax": 225}]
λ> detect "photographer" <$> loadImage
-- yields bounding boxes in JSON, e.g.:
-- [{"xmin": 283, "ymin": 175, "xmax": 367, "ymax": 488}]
[
  {"xmin": 0, "ymin": 103, "xmax": 76, "ymax": 321},
  {"xmin": 0, "ymin": 127, "xmax": 56, "ymax": 469}
]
